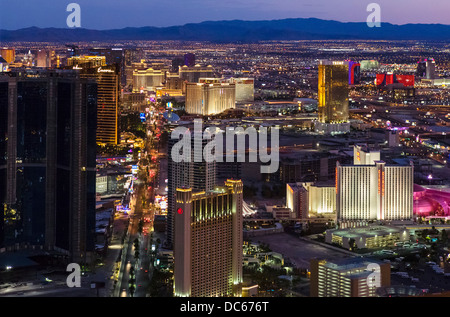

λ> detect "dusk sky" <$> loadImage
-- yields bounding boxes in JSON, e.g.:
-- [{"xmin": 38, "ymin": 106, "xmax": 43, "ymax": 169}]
[{"xmin": 1, "ymin": 0, "xmax": 449, "ymax": 30}]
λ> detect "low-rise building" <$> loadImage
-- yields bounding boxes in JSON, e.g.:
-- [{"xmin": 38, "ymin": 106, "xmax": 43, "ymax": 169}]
[
  {"xmin": 325, "ymin": 225, "xmax": 410, "ymax": 250},
  {"xmin": 310, "ymin": 257, "xmax": 390, "ymax": 297}
]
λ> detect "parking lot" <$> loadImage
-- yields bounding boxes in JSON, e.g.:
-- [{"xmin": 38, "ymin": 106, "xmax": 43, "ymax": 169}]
[{"xmin": 253, "ymin": 233, "xmax": 354, "ymax": 269}]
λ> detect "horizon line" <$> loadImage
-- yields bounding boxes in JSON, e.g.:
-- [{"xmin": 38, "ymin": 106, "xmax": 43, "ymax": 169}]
[{"xmin": 2, "ymin": 17, "xmax": 450, "ymax": 32}]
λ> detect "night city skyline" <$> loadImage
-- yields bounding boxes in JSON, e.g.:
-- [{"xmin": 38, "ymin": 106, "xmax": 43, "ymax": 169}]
[{"xmin": 2, "ymin": 0, "xmax": 450, "ymax": 307}]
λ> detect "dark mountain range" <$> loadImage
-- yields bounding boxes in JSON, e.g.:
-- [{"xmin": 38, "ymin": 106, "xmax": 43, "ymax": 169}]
[{"xmin": 1, "ymin": 18, "xmax": 450, "ymax": 42}]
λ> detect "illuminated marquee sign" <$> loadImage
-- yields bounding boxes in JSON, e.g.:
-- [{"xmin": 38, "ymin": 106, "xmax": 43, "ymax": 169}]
[{"xmin": 97, "ymin": 67, "xmax": 114, "ymax": 73}]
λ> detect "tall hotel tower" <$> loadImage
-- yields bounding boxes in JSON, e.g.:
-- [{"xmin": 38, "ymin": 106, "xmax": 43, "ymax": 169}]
[
  {"xmin": 336, "ymin": 146, "xmax": 414, "ymax": 226},
  {"xmin": 185, "ymin": 82, "xmax": 236, "ymax": 115},
  {"xmin": 174, "ymin": 179, "xmax": 243, "ymax": 297},
  {"xmin": 68, "ymin": 56, "xmax": 120, "ymax": 145},
  {"xmin": 315, "ymin": 60, "xmax": 350, "ymax": 134},
  {"xmin": 167, "ymin": 125, "xmax": 216, "ymax": 247},
  {"xmin": 0, "ymin": 69, "xmax": 97, "ymax": 263}
]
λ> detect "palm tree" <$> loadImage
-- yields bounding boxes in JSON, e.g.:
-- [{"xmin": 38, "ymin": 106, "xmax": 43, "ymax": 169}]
[{"xmin": 441, "ymin": 229, "xmax": 448, "ymax": 244}]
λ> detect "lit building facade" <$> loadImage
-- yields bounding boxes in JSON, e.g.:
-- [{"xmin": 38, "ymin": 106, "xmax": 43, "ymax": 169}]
[
  {"xmin": 0, "ymin": 48, "xmax": 15, "ymax": 64},
  {"xmin": 353, "ymin": 144, "xmax": 380, "ymax": 165},
  {"xmin": 336, "ymin": 161, "xmax": 414, "ymax": 224},
  {"xmin": 132, "ymin": 68, "xmax": 165, "ymax": 92},
  {"xmin": 36, "ymin": 49, "xmax": 55, "ymax": 68},
  {"xmin": 167, "ymin": 129, "xmax": 216, "ymax": 247},
  {"xmin": 325, "ymin": 225, "xmax": 410, "ymax": 249},
  {"xmin": 174, "ymin": 180, "xmax": 243, "ymax": 297},
  {"xmin": 185, "ymin": 82, "xmax": 236, "ymax": 115},
  {"xmin": 287, "ymin": 182, "xmax": 336, "ymax": 218},
  {"xmin": 310, "ymin": 258, "xmax": 390, "ymax": 297},
  {"xmin": 286, "ymin": 183, "xmax": 308, "ymax": 219},
  {"xmin": 67, "ymin": 55, "xmax": 106, "ymax": 68},
  {"xmin": 70, "ymin": 61, "xmax": 120, "ymax": 145},
  {"xmin": 417, "ymin": 58, "xmax": 436, "ymax": 80},
  {"xmin": 376, "ymin": 73, "xmax": 415, "ymax": 87},
  {"xmin": 179, "ymin": 65, "xmax": 215, "ymax": 83},
  {"xmin": 230, "ymin": 78, "xmax": 254, "ymax": 103},
  {"xmin": 308, "ymin": 184, "xmax": 336, "ymax": 215},
  {"xmin": 344, "ymin": 61, "xmax": 361, "ymax": 85},
  {"xmin": 317, "ymin": 60, "xmax": 349, "ymax": 124}
]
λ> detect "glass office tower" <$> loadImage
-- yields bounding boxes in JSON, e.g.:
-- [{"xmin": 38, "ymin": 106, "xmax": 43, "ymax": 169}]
[{"xmin": 0, "ymin": 69, "xmax": 97, "ymax": 264}]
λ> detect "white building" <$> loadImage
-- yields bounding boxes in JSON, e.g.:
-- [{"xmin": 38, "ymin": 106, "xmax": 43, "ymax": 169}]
[
  {"xmin": 336, "ymin": 160, "xmax": 414, "ymax": 225},
  {"xmin": 308, "ymin": 184, "xmax": 336, "ymax": 215},
  {"xmin": 230, "ymin": 78, "xmax": 254, "ymax": 103},
  {"xmin": 310, "ymin": 258, "xmax": 390, "ymax": 297},
  {"xmin": 185, "ymin": 82, "xmax": 236, "ymax": 115},
  {"xmin": 132, "ymin": 68, "xmax": 165, "ymax": 92},
  {"xmin": 353, "ymin": 144, "xmax": 380, "ymax": 165},
  {"xmin": 286, "ymin": 182, "xmax": 336, "ymax": 218}
]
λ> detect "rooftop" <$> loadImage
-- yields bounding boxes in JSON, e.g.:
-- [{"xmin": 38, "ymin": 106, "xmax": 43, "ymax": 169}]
[{"xmin": 327, "ymin": 225, "xmax": 408, "ymax": 239}]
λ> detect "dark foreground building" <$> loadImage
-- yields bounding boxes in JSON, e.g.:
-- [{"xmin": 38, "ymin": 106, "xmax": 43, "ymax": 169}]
[{"xmin": 0, "ymin": 69, "xmax": 97, "ymax": 264}]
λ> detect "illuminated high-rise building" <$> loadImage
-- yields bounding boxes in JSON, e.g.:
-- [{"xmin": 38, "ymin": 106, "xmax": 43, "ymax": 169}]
[
  {"xmin": 185, "ymin": 82, "xmax": 235, "ymax": 115},
  {"xmin": 344, "ymin": 61, "xmax": 361, "ymax": 85},
  {"xmin": 0, "ymin": 48, "xmax": 15, "ymax": 64},
  {"xmin": 68, "ymin": 57, "xmax": 120, "ymax": 145},
  {"xmin": 36, "ymin": 49, "xmax": 55, "ymax": 68},
  {"xmin": 286, "ymin": 183, "xmax": 309, "ymax": 219},
  {"xmin": 336, "ymin": 160, "xmax": 414, "ymax": 226},
  {"xmin": 174, "ymin": 179, "xmax": 243, "ymax": 297},
  {"xmin": 92, "ymin": 65, "xmax": 120, "ymax": 145},
  {"xmin": 417, "ymin": 58, "xmax": 436, "ymax": 80},
  {"xmin": 0, "ymin": 69, "xmax": 97, "ymax": 263},
  {"xmin": 316, "ymin": 60, "xmax": 350, "ymax": 134},
  {"xmin": 167, "ymin": 126, "xmax": 216, "ymax": 247},
  {"xmin": 88, "ymin": 47, "xmax": 126, "ymax": 85},
  {"xmin": 426, "ymin": 58, "xmax": 436, "ymax": 80},
  {"xmin": 318, "ymin": 60, "xmax": 349, "ymax": 123}
]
